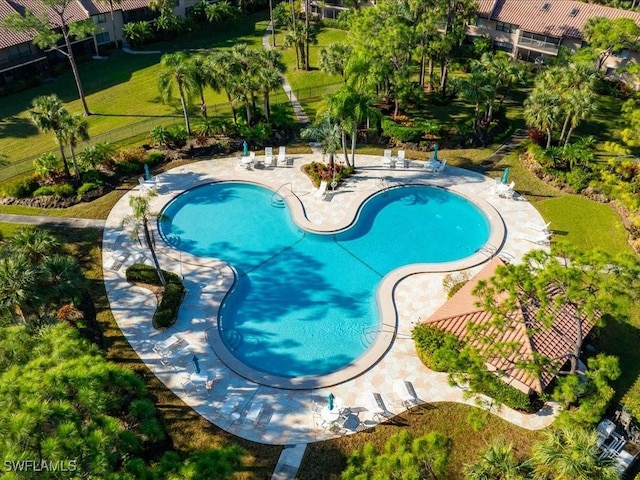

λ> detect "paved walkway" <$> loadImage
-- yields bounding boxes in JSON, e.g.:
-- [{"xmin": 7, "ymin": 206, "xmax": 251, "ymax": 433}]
[{"xmin": 0, "ymin": 213, "xmax": 104, "ymax": 229}]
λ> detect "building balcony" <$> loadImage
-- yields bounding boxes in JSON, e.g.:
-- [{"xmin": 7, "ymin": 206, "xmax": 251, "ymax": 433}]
[{"xmin": 517, "ymin": 36, "xmax": 560, "ymax": 55}]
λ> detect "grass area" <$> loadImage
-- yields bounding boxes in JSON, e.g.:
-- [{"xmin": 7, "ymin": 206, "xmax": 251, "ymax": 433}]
[
  {"xmin": 494, "ymin": 152, "xmax": 634, "ymax": 256},
  {"xmin": 298, "ymin": 402, "xmax": 541, "ymax": 480},
  {"xmin": 0, "ymin": 12, "xmax": 271, "ymax": 167},
  {"xmin": 54, "ymin": 226, "xmax": 282, "ymax": 478},
  {"xmin": 277, "ymin": 27, "xmax": 346, "ymax": 121}
]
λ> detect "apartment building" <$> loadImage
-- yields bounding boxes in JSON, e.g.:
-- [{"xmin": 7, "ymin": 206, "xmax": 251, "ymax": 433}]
[{"xmin": 469, "ymin": 0, "xmax": 640, "ymax": 71}]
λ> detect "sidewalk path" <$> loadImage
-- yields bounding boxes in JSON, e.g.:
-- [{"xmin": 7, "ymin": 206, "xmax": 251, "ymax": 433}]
[
  {"xmin": 262, "ymin": 21, "xmax": 310, "ymax": 125},
  {"xmin": 0, "ymin": 213, "xmax": 104, "ymax": 229}
]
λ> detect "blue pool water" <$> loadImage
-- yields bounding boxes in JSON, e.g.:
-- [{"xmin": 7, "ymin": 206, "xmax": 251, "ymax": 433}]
[{"xmin": 159, "ymin": 182, "xmax": 489, "ymax": 378}]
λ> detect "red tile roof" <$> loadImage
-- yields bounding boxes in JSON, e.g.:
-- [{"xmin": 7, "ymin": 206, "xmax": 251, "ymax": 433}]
[
  {"xmin": 0, "ymin": 0, "xmax": 150, "ymax": 49},
  {"xmin": 0, "ymin": 0, "xmax": 34, "ymax": 48},
  {"xmin": 489, "ymin": 0, "xmax": 640, "ymax": 38},
  {"xmin": 423, "ymin": 257, "xmax": 594, "ymax": 394}
]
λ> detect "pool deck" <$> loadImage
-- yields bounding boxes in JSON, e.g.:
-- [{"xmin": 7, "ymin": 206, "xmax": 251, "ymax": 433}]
[{"xmin": 103, "ymin": 154, "xmax": 559, "ymax": 446}]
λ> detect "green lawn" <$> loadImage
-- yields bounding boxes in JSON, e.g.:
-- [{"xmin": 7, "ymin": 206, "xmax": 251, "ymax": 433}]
[
  {"xmin": 0, "ymin": 12, "xmax": 272, "ymax": 169},
  {"xmin": 277, "ymin": 27, "xmax": 346, "ymax": 121},
  {"xmin": 494, "ymin": 152, "xmax": 634, "ymax": 256}
]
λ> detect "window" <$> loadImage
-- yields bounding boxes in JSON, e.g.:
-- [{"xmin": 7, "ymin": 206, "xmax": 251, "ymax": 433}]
[
  {"xmin": 496, "ymin": 22, "xmax": 516, "ymax": 33},
  {"xmin": 6, "ymin": 43, "xmax": 33, "ymax": 60},
  {"xmin": 95, "ymin": 13, "xmax": 106, "ymax": 23},
  {"xmin": 569, "ymin": 7, "xmax": 579, "ymax": 17},
  {"xmin": 95, "ymin": 31, "xmax": 110, "ymax": 44},
  {"xmin": 541, "ymin": 2, "xmax": 550, "ymax": 11},
  {"xmin": 493, "ymin": 40, "xmax": 513, "ymax": 53}
]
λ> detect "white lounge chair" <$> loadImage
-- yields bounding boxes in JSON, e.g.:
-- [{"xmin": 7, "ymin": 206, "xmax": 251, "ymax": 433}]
[
  {"xmin": 138, "ymin": 176, "xmax": 157, "ymax": 192},
  {"xmin": 394, "ymin": 380, "xmax": 419, "ymax": 408},
  {"xmin": 396, "ymin": 150, "xmax": 406, "ymax": 168},
  {"xmin": 495, "ymin": 180, "xmax": 514, "ymax": 198},
  {"xmin": 519, "ymin": 231, "xmax": 551, "ymax": 245},
  {"xmin": 278, "ymin": 146, "xmax": 287, "ymax": 166},
  {"xmin": 382, "ymin": 149, "xmax": 392, "ymax": 167},
  {"xmin": 434, "ymin": 158, "xmax": 447, "ymax": 174},
  {"xmin": 364, "ymin": 392, "xmax": 389, "ymax": 421},
  {"xmin": 524, "ymin": 221, "xmax": 551, "ymax": 232},
  {"xmin": 264, "ymin": 147, "xmax": 274, "ymax": 167},
  {"xmin": 314, "ymin": 180, "xmax": 328, "ymax": 199}
]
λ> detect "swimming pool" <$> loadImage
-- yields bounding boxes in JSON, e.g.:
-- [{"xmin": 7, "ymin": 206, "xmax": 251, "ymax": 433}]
[{"xmin": 159, "ymin": 182, "xmax": 490, "ymax": 382}]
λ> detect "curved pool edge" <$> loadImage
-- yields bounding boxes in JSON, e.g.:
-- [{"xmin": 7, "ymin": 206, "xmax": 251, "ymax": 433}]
[
  {"xmin": 153, "ymin": 182, "xmax": 505, "ymax": 390},
  {"xmin": 100, "ymin": 155, "xmax": 557, "ymax": 445}
]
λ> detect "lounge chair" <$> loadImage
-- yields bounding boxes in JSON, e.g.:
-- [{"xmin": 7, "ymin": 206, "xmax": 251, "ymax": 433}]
[
  {"xmin": 364, "ymin": 392, "xmax": 389, "ymax": 421},
  {"xmin": 519, "ymin": 231, "xmax": 551, "ymax": 245},
  {"xmin": 394, "ymin": 380, "xmax": 419, "ymax": 408},
  {"xmin": 396, "ymin": 150, "xmax": 406, "ymax": 168},
  {"xmin": 434, "ymin": 159, "xmax": 447, "ymax": 174},
  {"xmin": 314, "ymin": 180, "xmax": 328, "ymax": 200},
  {"xmin": 264, "ymin": 147, "xmax": 274, "ymax": 167},
  {"xmin": 278, "ymin": 146, "xmax": 287, "ymax": 166},
  {"xmin": 382, "ymin": 149, "xmax": 392, "ymax": 167},
  {"xmin": 494, "ymin": 180, "xmax": 514, "ymax": 198},
  {"xmin": 138, "ymin": 176, "xmax": 156, "ymax": 192},
  {"xmin": 524, "ymin": 221, "xmax": 551, "ymax": 232}
]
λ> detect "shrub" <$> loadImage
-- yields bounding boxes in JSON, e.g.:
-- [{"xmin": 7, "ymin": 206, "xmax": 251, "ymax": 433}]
[
  {"xmin": 52, "ymin": 183, "xmax": 75, "ymax": 197},
  {"xmin": 77, "ymin": 182, "xmax": 101, "ymax": 197},
  {"xmin": 566, "ymin": 167, "xmax": 594, "ymax": 193},
  {"xmin": 78, "ymin": 142, "xmax": 116, "ymax": 170},
  {"xmin": 126, "ymin": 264, "xmax": 184, "ymax": 329},
  {"xmin": 412, "ymin": 324, "xmax": 463, "ymax": 371},
  {"xmin": 144, "ymin": 151, "xmax": 165, "ymax": 167},
  {"xmin": 1, "ymin": 176, "xmax": 40, "ymax": 198},
  {"xmin": 33, "ymin": 185, "xmax": 56, "ymax": 196},
  {"xmin": 34, "ymin": 152, "xmax": 61, "ymax": 180},
  {"xmin": 149, "ymin": 126, "xmax": 172, "ymax": 148},
  {"xmin": 114, "ymin": 147, "xmax": 147, "ymax": 176},
  {"xmin": 168, "ymin": 125, "xmax": 188, "ymax": 147},
  {"xmin": 381, "ymin": 118, "xmax": 425, "ymax": 143},
  {"xmin": 80, "ymin": 170, "xmax": 104, "ymax": 185}
]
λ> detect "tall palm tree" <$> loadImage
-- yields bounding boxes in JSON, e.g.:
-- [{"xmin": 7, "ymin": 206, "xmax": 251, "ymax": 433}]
[
  {"xmin": 523, "ymin": 89, "xmax": 562, "ymax": 149},
  {"xmin": 318, "ymin": 43, "xmax": 352, "ymax": 81},
  {"xmin": 158, "ymin": 52, "xmax": 197, "ymax": 135},
  {"xmin": 530, "ymin": 426, "xmax": 619, "ymax": 480},
  {"xmin": 560, "ymin": 89, "xmax": 597, "ymax": 146},
  {"xmin": 455, "ymin": 70, "xmax": 493, "ymax": 133},
  {"xmin": 122, "ymin": 191, "xmax": 166, "ymax": 287},
  {"xmin": 205, "ymin": 50, "xmax": 239, "ymax": 124},
  {"xmin": 29, "ymin": 95, "xmax": 72, "ymax": 179},
  {"xmin": 188, "ymin": 54, "xmax": 211, "ymax": 118},
  {"xmin": 60, "ymin": 113, "xmax": 90, "ymax": 183}
]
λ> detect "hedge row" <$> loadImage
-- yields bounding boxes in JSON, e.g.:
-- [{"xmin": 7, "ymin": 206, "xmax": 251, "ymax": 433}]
[
  {"xmin": 126, "ymin": 264, "xmax": 184, "ymax": 329},
  {"xmin": 412, "ymin": 324, "xmax": 533, "ymax": 412}
]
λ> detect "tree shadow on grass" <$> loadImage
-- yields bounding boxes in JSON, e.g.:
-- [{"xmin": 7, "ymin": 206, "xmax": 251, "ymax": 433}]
[{"xmin": 0, "ymin": 116, "xmax": 39, "ymax": 140}]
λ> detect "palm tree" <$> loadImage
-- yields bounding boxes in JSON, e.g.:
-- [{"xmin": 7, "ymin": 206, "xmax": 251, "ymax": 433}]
[
  {"xmin": 8, "ymin": 227, "xmax": 60, "ymax": 264},
  {"xmin": 464, "ymin": 439, "xmax": 530, "ymax": 480},
  {"xmin": 530, "ymin": 426, "xmax": 619, "ymax": 480},
  {"xmin": 122, "ymin": 191, "xmax": 166, "ymax": 287},
  {"xmin": 256, "ymin": 54, "xmax": 284, "ymax": 122},
  {"xmin": 158, "ymin": 52, "xmax": 197, "ymax": 135},
  {"xmin": 188, "ymin": 54, "xmax": 211, "ymax": 118},
  {"xmin": 206, "ymin": 50, "xmax": 240, "ymax": 125},
  {"xmin": 29, "ymin": 95, "xmax": 72, "ymax": 178},
  {"xmin": 41, "ymin": 255, "xmax": 85, "ymax": 304},
  {"xmin": 560, "ymin": 89, "xmax": 597, "ymax": 146},
  {"xmin": 0, "ymin": 254, "xmax": 38, "ymax": 323},
  {"xmin": 318, "ymin": 43, "xmax": 352, "ymax": 81},
  {"xmin": 455, "ymin": 70, "xmax": 493, "ymax": 133},
  {"xmin": 523, "ymin": 89, "xmax": 561, "ymax": 149},
  {"xmin": 60, "ymin": 113, "xmax": 90, "ymax": 183},
  {"xmin": 301, "ymin": 114, "xmax": 342, "ymax": 173}
]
